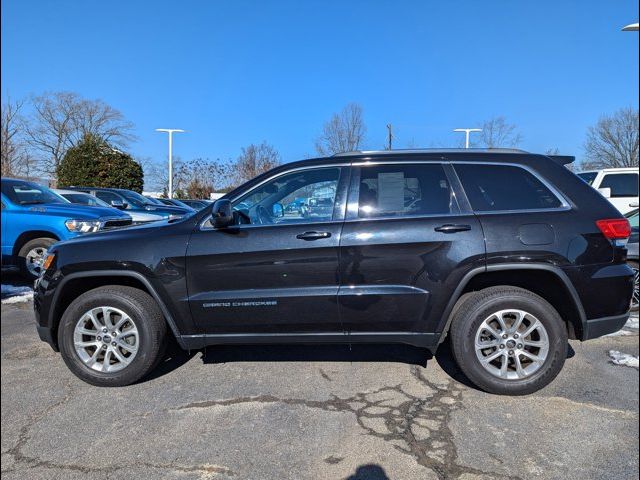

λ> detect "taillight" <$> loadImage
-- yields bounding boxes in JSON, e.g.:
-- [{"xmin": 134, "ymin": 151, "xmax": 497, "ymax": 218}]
[{"xmin": 596, "ymin": 219, "xmax": 631, "ymax": 240}]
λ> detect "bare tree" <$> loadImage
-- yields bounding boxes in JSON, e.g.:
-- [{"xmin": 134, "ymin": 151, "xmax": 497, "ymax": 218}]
[
  {"xmin": 473, "ymin": 116, "xmax": 522, "ymax": 148},
  {"xmin": 583, "ymin": 107, "xmax": 639, "ymax": 168},
  {"xmin": 1, "ymin": 97, "xmax": 34, "ymax": 177},
  {"xmin": 174, "ymin": 158, "xmax": 236, "ymax": 198},
  {"xmin": 315, "ymin": 103, "xmax": 367, "ymax": 156},
  {"xmin": 235, "ymin": 142, "xmax": 281, "ymax": 184},
  {"xmin": 25, "ymin": 91, "xmax": 135, "ymax": 175}
]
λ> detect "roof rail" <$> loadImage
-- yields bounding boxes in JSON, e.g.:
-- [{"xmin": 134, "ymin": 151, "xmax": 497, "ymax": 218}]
[{"xmin": 332, "ymin": 148, "xmax": 530, "ymax": 157}]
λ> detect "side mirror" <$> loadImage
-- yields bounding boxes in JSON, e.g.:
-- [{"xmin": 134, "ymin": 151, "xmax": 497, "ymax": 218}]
[
  {"xmin": 272, "ymin": 203, "xmax": 284, "ymax": 218},
  {"xmin": 110, "ymin": 200, "xmax": 127, "ymax": 209},
  {"xmin": 630, "ymin": 201, "xmax": 639, "ymax": 208},
  {"xmin": 211, "ymin": 199, "xmax": 234, "ymax": 228},
  {"xmin": 598, "ymin": 187, "xmax": 612, "ymax": 198}
]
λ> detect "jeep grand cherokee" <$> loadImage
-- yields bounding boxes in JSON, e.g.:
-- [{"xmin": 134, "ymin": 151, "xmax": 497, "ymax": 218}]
[{"xmin": 34, "ymin": 149, "xmax": 634, "ymax": 394}]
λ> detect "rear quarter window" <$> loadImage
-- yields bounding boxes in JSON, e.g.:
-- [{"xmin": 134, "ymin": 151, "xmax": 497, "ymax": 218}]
[{"xmin": 454, "ymin": 164, "xmax": 563, "ymax": 212}]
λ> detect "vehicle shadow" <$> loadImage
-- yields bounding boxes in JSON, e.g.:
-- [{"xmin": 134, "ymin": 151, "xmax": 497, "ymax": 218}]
[{"xmin": 142, "ymin": 336, "xmax": 575, "ymax": 391}]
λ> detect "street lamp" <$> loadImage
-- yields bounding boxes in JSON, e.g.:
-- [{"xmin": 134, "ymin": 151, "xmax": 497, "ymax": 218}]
[
  {"xmin": 453, "ymin": 128, "xmax": 482, "ymax": 149},
  {"xmin": 622, "ymin": 23, "xmax": 639, "ymax": 31},
  {"xmin": 155, "ymin": 128, "xmax": 185, "ymax": 199}
]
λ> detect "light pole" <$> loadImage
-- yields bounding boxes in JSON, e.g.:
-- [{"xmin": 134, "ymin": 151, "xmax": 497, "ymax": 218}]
[
  {"xmin": 155, "ymin": 128, "xmax": 185, "ymax": 199},
  {"xmin": 453, "ymin": 128, "xmax": 482, "ymax": 149}
]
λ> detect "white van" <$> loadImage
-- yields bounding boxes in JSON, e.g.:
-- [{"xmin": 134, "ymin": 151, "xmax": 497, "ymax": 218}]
[{"xmin": 577, "ymin": 167, "xmax": 639, "ymax": 214}]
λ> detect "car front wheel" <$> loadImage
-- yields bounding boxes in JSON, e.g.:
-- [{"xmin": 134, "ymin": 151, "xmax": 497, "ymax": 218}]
[
  {"xmin": 18, "ymin": 237, "xmax": 56, "ymax": 280},
  {"xmin": 58, "ymin": 286, "xmax": 167, "ymax": 387},
  {"xmin": 449, "ymin": 286, "xmax": 568, "ymax": 395},
  {"xmin": 629, "ymin": 261, "xmax": 639, "ymax": 312}
]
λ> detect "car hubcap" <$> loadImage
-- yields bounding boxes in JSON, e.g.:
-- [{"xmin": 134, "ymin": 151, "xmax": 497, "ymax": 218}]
[
  {"xmin": 73, "ymin": 306, "xmax": 139, "ymax": 373},
  {"xmin": 475, "ymin": 309, "xmax": 550, "ymax": 380},
  {"xmin": 632, "ymin": 267, "xmax": 639, "ymax": 309},
  {"xmin": 25, "ymin": 247, "xmax": 47, "ymax": 277}
]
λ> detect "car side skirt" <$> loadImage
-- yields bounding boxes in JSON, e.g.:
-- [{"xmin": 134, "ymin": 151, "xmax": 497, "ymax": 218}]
[{"xmin": 180, "ymin": 332, "xmax": 439, "ymax": 352}]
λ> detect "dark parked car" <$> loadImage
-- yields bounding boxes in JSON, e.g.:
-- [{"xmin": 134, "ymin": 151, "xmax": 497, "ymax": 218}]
[
  {"xmin": 34, "ymin": 149, "xmax": 634, "ymax": 394},
  {"xmin": 67, "ymin": 187, "xmax": 191, "ymax": 220},
  {"xmin": 179, "ymin": 199, "xmax": 213, "ymax": 210}
]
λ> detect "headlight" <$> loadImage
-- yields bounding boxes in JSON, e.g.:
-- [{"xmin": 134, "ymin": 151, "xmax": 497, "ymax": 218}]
[
  {"xmin": 168, "ymin": 214, "xmax": 183, "ymax": 221},
  {"xmin": 65, "ymin": 219, "xmax": 102, "ymax": 233}
]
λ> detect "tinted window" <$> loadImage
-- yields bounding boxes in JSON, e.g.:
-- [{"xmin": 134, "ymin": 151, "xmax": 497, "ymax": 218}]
[
  {"xmin": 95, "ymin": 191, "xmax": 124, "ymax": 206},
  {"xmin": 577, "ymin": 172, "xmax": 598, "ymax": 185},
  {"xmin": 1, "ymin": 180, "xmax": 64, "ymax": 205},
  {"xmin": 455, "ymin": 164, "xmax": 562, "ymax": 211},
  {"xmin": 233, "ymin": 168, "xmax": 341, "ymax": 225},
  {"xmin": 600, "ymin": 173, "xmax": 639, "ymax": 198},
  {"xmin": 358, "ymin": 164, "xmax": 455, "ymax": 218}
]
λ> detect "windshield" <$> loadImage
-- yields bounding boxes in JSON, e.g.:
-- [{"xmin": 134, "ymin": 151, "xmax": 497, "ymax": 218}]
[
  {"xmin": 63, "ymin": 193, "xmax": 110, "ymax": 207},
  {"xmin": 626, "ymin": 209, "xmax": 639, "ymax": 229},
  {"xmin": 577, "ymin": 172, "xmax": 598, "ymax": 185},
  {"xmin": 2, "ymin": 180, "xmax": 66, "ymax": 205},
  {"xmin": 119, "ymin": 190, "xmax": 151, "ymax": 208}
]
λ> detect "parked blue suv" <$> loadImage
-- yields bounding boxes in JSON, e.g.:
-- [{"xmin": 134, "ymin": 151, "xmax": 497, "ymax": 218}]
[{"xmin": 1, "ymin": 178, "xmax": 132, "ymax": 279}]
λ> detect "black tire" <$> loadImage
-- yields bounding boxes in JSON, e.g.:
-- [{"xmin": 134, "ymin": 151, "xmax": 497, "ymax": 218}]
[
  {"xmin": 449, "ymin": 286, "xmax": 568, "ymax": 396},
  {"xmin": 628, "ymin": 260, "xmax": 639, "ymax": 312},
  {"xmin": 18, "ymin": 237, "xmax": 56, "ymax": 280},
  {"xmin": 58, "ymin": 286, "xmax": 167, "ymax": 387}
]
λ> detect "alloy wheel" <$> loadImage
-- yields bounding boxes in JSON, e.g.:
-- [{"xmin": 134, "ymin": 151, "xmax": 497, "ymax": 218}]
[
  {"xmin": 25, "ymin": 247, "xmax": 47, "ymax": 277},
  {"xmin": 474, "ymin": 309, "xmax": 550, "ymax": 380},
  {"xmin": 73, "ymin": 306, "xmax": 139, "ymax": 373}
]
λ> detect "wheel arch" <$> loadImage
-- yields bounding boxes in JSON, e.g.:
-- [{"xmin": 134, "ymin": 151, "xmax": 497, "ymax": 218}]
[
  {"xmin": 13, "ymin": 231, "xmax": 60, "ymax": 257},
  {"xmin": 49, "ymin": 271, "xmax": 186, "ymax": 350},
  {"xmin": 438, "ymin": 264, "xmax": 587, "ymax": 342}
]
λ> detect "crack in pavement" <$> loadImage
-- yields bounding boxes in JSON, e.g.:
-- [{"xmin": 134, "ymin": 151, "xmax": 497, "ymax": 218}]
[
  {"xmin": 1, "ymin": 380, "xmax": 233, "ymax": 479},
  {"xmin": 171, "ymin": 365, "xmax": 519, "ymax": 480}
]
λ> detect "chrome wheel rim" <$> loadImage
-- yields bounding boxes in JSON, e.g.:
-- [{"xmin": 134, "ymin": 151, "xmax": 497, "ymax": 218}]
[
  {"xmin": 475, "ymin": 309, "xmax": 550, "ymax": 380},
  {"xmin": 25, "ymin": 247, "xmax": 47, "ymax": 277},
  {"xmin": 73, "ymin": 306, "xmax": 139, "ymax": 373},
  {"xmin": 632, "ymin": 267, "xmax": 639, "ymax": 310}
]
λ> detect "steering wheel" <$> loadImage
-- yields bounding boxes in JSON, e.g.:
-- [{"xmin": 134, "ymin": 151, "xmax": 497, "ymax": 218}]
[{"xmin": 256, "ymin": 205, "xmax": 273, "ymax": 225}]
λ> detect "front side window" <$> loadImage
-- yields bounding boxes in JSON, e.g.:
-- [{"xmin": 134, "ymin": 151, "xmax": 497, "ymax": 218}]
[
  {"xmin": 600, "ymin": 173, "xmax": 639, "ymax": 198},
  {"xmin": 455, "ymin": 164, "xmax": 562, "ymax": 212},
  {"xmin": 232, "ymin": 168, "xmax": 341, "ymax": 225},
  {"xmin": 357, "ymin": 164, "xmax": 456, "ymax": 218}
]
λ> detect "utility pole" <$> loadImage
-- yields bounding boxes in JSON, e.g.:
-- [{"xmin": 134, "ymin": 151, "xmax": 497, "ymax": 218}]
[
  {"xmin": 155, "ymin": 129, "xmax": 185, "ymax": 199},
  {"xmin": 386, "ymin": 124, "xmax": 393, "ymax": 150},
  {"xmin": 453, "ymin": 128, "xmax": 482, "ymax": 149}
]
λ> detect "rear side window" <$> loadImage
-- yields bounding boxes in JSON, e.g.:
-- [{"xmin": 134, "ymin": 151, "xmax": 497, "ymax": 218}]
[
  {"xmin": 455, "ymin": 164, "xmax": 562, "ymax": 212},
  {"xmin": 358, "ymin": 164, "xmax": 456, "ymax": 218},
  {"xmin": 600, "ymin": 173, "xmax": 639, "ymax": 198}
]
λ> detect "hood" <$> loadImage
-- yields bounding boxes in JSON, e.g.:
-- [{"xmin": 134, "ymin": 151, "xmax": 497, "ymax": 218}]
[
  {"xmin": 139, "ymin": 204, "xmax": 191, "ymax": 215},
  {"xmin": 23, "ymin": 202, "xmax": 130, "ymax": 220}
]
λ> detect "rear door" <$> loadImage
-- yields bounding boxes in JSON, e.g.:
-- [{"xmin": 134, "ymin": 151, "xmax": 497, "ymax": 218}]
[{"xmin": 338, "ymin": 161, "xmax": 485, "ymax": 341}]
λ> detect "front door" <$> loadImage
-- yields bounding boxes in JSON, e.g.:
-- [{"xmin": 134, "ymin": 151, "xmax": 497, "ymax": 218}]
[
  {"xmin": 338, "ymin": 161, "xmax": 485, "ymax": 340},
  {"xmin": 186, "ymin": 166, "xmax": 350, "ymax": 335}
]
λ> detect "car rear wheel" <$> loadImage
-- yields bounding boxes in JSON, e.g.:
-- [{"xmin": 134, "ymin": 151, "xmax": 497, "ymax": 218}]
[
  {"xmin": 450, "ymin": 286, "xmax": 568, "ymax": 395},
  {"xmin": 18, "ymin": 237, "xmax": 56, "ymax": 280},
  {"xmin": 58, "ymin": 286, "xmax": 167, "ymax": 387},
  {"xmin": 629, "ymin": 261, "xmax": 639, "ymax": 312}
]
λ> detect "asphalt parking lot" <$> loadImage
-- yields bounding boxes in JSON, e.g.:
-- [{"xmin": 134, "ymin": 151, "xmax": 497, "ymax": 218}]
[{"xmin": 1, "ymin": 287, "xmax": 638, "ymax": 480}]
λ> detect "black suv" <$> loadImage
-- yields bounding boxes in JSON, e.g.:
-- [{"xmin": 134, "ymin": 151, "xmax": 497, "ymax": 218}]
[{"xmin": 34, "ymin": 150, "xmax": 634, "ymax": 394}]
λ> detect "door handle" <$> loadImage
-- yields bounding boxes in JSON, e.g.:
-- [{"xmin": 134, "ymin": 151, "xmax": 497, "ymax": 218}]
[
  {"xmin": 296, "ymin": 231, "xmax": 332, "ymax": 241},
  {"xmin": 434, "ymin": 224, "xmax": 472, "ymax": 233}
]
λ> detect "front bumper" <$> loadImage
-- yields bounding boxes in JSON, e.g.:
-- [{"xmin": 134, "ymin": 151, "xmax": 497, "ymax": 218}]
[{"xmin": 583, "ymin": 313, "xmax": 630, "ymax": 340}]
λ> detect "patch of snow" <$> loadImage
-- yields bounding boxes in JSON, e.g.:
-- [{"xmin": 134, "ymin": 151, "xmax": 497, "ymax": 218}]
[
  {"xmin": 1, "ymin": 284, "xmax": 34, "ymax": 304},
  {"xmin": 1, "ymin": 291, "xmax": 33, "ymax": 304},
  {"xmin": 608, "ymin": 350, "xmax": 639, "ymax": 369},
  {"xmin": 624, "ymin": 314, "xmax": 639, "ymax": 331}
]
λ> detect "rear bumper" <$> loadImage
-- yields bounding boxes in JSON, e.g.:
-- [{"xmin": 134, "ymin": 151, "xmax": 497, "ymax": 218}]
[{"xmin": 583, "ymin": 313, "xmax": 630, "ymax": 340}]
